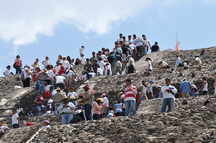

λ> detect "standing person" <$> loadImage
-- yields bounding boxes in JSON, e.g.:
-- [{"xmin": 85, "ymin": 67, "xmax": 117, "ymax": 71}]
[
  {"xmin": 202, "ymin": 77, "xmax": 208, "ymax": 95},
  {"xmin": 122, "ymin": 79, "xmax": 137, "ymax": 116},
  {"xmin": 13, "ymin": 55, "xmax": 22, "ymax": 74},
  {"xmin": 160, "ymin": 78, "xmax": 177, "ymax": 112},
  {"xmin": 81, "ymin": 85, "xmax": 93, "ymax": 120},
  {"xmin": 80, "ymin": 45, "xmax": 85, "ymax": 57},
  {"xmin": 146, "ymin": 58, "xmax": 153, "ymax": 72},
  {"xmin": 179, "ymin": 79, "xmax": 191, "ymax": 97},
  {"xmin": 151, "ymin": 42, "xmax": 160, "ymax": 53},
  {"xmin": 214, "ymin": 80, "xmax": 216, "ymax": 96},
  {"xmin": 92, "ymin": 98, "xmax": 104, "ymax": 120},
  {"xmin": 101, "ymin": 93, "xmax": 109, "ymax": 115},
  {"xmin": 21, "ymin": 67, "xmax": 32, "ymax": 87},
  {"xmin": 139, "ymin": 81, "xmax": 150, "ymax": 100},
  {"xmin": 126, "ymin": 56, "xmax": 136, "ymax": 74},
  {"xmin": 115, "ymin": 59, "xmax": 123, "ymax": 75},
  {"xmin": 42, "ymin": 56, "xmax": 51, "ymax": 68},
  {"xmin": 11, "ymin": 108, "xmax": 22, "ymax": 128},
  {"xmin": 142, "ymin": 35, "xmax": 151, "ymax": 54},
  {"xmin": 174, "ymin": 55, "xmax": 183, "ymax": 71},
  {"xmin": 97, "ymin": 57, "xmax": 105, "ymax": 76}
]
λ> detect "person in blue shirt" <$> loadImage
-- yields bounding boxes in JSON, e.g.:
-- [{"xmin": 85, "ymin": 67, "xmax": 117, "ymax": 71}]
[
  {"xmin": 114, "ymin": 100, "xmax": 124, "ymax": 116},
  {"xmin": 180, "ymin": 79, "xmax": 191, "ymax": 97}
]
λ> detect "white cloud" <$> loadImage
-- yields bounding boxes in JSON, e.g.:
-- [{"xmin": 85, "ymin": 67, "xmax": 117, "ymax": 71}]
[{"xmin": 0, "ymin": 0, "xmax": 154, "ymax": 46}]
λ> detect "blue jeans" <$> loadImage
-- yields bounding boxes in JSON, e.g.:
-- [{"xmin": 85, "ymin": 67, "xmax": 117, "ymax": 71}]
[
  {"xmin": 84, "ymin": 104, "xmax": 92, "ymax": 120},
  {"xmin": 124, "ymin": 100, "xmax": 136, "ymax": 116},
  {"xmin": 36, "ymin": 80, "xmax": 45, "ymax": 94},
  {"xmin": 61, "ymin": 114, "xmax": 73, "ymax": 124},
  {"xmin": 161, "ymin": 98, "xmax": 175, "ymax": 112}
]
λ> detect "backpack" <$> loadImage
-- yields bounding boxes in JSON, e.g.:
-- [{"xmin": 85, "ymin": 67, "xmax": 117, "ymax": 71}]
[{"xmin": 13, "ymin": 60, "xmax": 22, "ymax": 68}]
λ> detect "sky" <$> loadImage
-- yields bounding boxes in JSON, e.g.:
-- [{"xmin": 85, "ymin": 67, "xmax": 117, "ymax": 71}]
[{"xmin": 0, "ymin": 0, "xmax": 216, "ymax": 74}]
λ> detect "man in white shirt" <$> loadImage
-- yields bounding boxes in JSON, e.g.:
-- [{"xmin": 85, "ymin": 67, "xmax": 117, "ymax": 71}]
[
  {"xmin": 175, "ymin": 56, "xmax": 183, "ymax": 71},
  {"xmin": 11, "ymin": 108, "xmax": 23, "ymax": 128},
  {"xmin": 80, "ymin": 45, "xmax": 85, "ymax": 57},
  {"xmin": 160, "ymin": 78, "xmax": 177, "ymax": 112},
  {"xmin": 55, "ymin": 75, "xmax": 66, "ymax": 89},
  {"xmin": 3, "ymin": 65, "xmax": 13, "ymax": 77}
]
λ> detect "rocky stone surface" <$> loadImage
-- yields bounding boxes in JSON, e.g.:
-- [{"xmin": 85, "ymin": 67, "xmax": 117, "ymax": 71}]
[
  {"xmin": 1, "ymin": 96, "xmax": 216, "ymax": 143},
  {"xmin": 0, "ymin": 47, "xmax": 216, "ymax": 143}
]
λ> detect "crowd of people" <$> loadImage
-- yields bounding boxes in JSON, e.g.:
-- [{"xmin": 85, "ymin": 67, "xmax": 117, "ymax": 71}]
[{"xmin": 1, "ymin": 33, "xmax": 215, "ymax": 136}]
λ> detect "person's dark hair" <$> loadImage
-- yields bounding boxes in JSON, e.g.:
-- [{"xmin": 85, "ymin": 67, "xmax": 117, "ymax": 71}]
[
  {"xmin": 165, "ymin": 78, "xmax": 171, "ymax": 83},
  {"xmin": 126, "ymin": 78, "xmax": 132, "ymax": 84},
  {"xmin": 6, "ymin": 65, "xmax": 11, "ymax": 69},
  {"xmin": 67, "ymin": 56, "xmax": 72, "ymax": 63},
  {"xmin": 202, "ymin": 77, "xmax": 207, "ymax": 81},
  {"xmin": 155, "ymin": 42, "xmax": 158, "ymax": 45},
  {"xmin": 119, "ymin": 33, "xmax": 123, "ymax": 38},
  {"xmin": 58, "ymin": 55, "xmax": 62, "ymax": 59},
  {"xmin": 16, "ymin": 55, "xmax": 20, "ymax": 59}
]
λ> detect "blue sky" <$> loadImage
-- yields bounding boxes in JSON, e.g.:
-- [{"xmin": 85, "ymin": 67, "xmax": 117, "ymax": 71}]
[{"xmin": 0, "ymin": 0, "xmax": 215, "ymax": 74}]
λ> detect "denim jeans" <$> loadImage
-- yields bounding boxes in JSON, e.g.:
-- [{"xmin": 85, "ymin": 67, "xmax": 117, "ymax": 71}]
[
  {"xmin": 84, "ymin": 104, "xmax": 92, "ymax": 120},
  {"xmin": 36, "ymin": 80, "xmax": 45, "ymax": 94},
  {"xmin": 124, "ymin": 100, "xmax": 136, "ymax": 116},
  {"xmin": 61, "ymin": 114, "xmax": 73, "ymax": 124},
  {"xmin": 161, "ymin": 98, "xmax": 175, "ymax": 112}
]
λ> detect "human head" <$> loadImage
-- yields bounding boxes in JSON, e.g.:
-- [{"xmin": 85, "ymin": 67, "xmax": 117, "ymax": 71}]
[
  {"xmin": 126, "ymin": 78, "xmax": 132, "ymax": 86},
  {"xmin": 92, "ymin": 52, "xmax": 96, "ymax": 56},
  {"xmin": 202, "ymin": 77, "xmax": 207, "ymax": 82},
  {"xmin": 155, "ymin": 42, "xmax": 158, "ymax": 45},
  {"xmin": 165, "ymin": 78, "xmax": 171, "ymax": 86},
  {"xmin": 142, "ymin": 80, "xmax": 147, "ymax": 86},
  {"xmin": 133, "ymin": 34, "xmax": 136, "ymax": 40},
  {"xmin": 58, "ymin": 55, "xmax": 62, "ymax": 60},
  {"xmin": 128, "ymin": 35, "xmax": 132, "ymax": 40},
  {"xmin": 142, "ymin": 35, "xmax": 147, "ymax": 40},
  {"xmin": 16, "ymin": 55, "xmax": 20, "ymax": 59},
  {"xmin": 56, "ymin": 88, "xmax": 61, "ymax": 92},
  {"xmin": 6, "ymin": 65, "xmax": 11, "ymax": 70},
  {"xmin": 119, "ymin": 33, "xmax": 123, "ymax": 38}
]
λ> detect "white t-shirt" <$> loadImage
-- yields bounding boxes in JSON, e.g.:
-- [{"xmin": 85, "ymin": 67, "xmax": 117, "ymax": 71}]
[
  {"xmin": 203, "ymin": 83, "xmax": 208, "ymax": 92},
  {"xmin": 55, "ymin": 76, "xmax": 66, "ymax": 84},
  {"xmin": 3, "ymin": 69, "xmax": 11, "ymax": 77},
  {"xmin": 63, "ymin": 60, "xmax": 70, "ymax": 70},
  {"xmin": 175, "ymin": 57, "xmax": 182, "ymax": 67},
  {"xmin": 80, "ymin": 47, "xmax": 85, "ymax": 56},
  {"xmin": 103, "ymin": 97, "xmax": 109, "ymax": 107},
  {"xmin": 12, "ymin": 113, "xmax": 19, "ymax": 125},
  {"xmin": 47, "ymin": 70, "xmax": 55, "ymax": 79},
  {"xmin": 161, "ymin": 85, "xmax": 177, "ymax": 99}
]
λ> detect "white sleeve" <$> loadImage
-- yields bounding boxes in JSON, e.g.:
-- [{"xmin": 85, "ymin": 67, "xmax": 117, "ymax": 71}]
[{"xmin": 171, "ymin": 86, "xmax": 178, "ymax": 94}]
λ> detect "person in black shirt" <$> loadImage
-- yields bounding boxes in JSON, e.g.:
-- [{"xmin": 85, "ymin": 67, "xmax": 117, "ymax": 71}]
[{"xmin": 151, "ymin": 42, "xmax": 160, "ymax": 53}]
